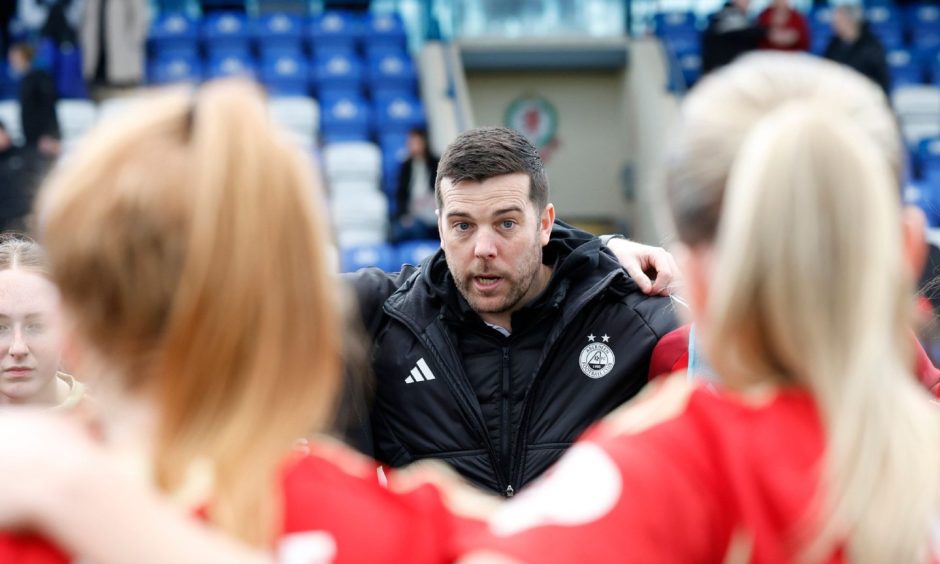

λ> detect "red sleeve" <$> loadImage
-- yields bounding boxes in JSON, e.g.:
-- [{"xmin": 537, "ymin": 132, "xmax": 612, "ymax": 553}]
[
  {"xmin": 913, "ymin": 336, "xmax": 940, "ymax": 398},
  {"xmin": 458, "ymin": 384, "xmax": 728, "ymax": 563},
  {"xmin": 649, "ymin": 324, "xmax": 690, "ymax": 380},
  {"xmin": 0, "ymin": 534, "xmax": 70, "ymax": 564},
  {"xmin": 278, "ymin": 447, "xmax": 461, "ymax": 564}
]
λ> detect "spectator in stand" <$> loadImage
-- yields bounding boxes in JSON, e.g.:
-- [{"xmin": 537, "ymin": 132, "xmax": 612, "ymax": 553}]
[
  {"xmin": 702, "ymin": 0, "xmax": 766, "ymax": 74},
  {"xmin": 8, "ymin": 43, "xmax": 60, "ymax": 158},
  {"xmin": 0, "ymin": 121, "xmax": 49, "ymax": 231},
  {"xmin": 458, "ymin": 52, "xmax": 940, "ymax": 564},
  {"xmin": 757, "ymin": 0, "xmax": 810, "ymax": 52},
  {"xmin": 0, "ymin": 235, "xmax": 84, "ymax": 410},
  {"xmin": 15, "ymin": 0, "xmax": 84, "ymax": 47},
  {"xmin": 392, "ymin": 127, "xmax": 440, "ymax": 243},
  {"xmin": 80, "ymin": 0, "xmax": 149, "ymax": 95},
  {"xmin": 824, "ymin": 4, "xmax": 889, "ymax": 94}
]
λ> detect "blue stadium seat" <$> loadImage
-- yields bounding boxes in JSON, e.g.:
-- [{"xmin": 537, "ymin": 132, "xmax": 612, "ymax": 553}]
[
  {"xmin": 362, "ymin": 13, "xmax": 407, "ymax": 50},
  {"xmin": 308, "ymin": 11, "xmax": 361, "ymax": 52},
  {"xmin": 313, "ymin": 52, "xmax": 364, "ymax": 96},
  {"xmin": 202, "ymin": 12, "xmax": 251, "ymax": 53},
  {"xmin": 364, "ymin": 43, "xmax": 407, "ymax": 61},
  {"xmin": 866, "ymin": 5, "xmax": 901, "ymax": 29},
  {"xmin": 659, "ymin": 30, "xmax": 700, "ymax": 54},
  {"xmin": 149, "ymin": 14, "xmax": 199, "ymax": 60},
  {"xmin": 260, "ymin": 53, "xmax": 309, "ymax": 96},
  {"xmin": 320, "ymin": 94, "xmax": 371, "ymax": 143},
  {"xmin": 397, "ymin": 240, "xmax": 440, "ymax": 268},
  {"xmin": 380, "ymin": 132, "xmax": 409, "ymax": 194},
  {"xmin": 150, "ymin": 55, "xmax": 203, "ymax": 84},
  {"xmin": 913, "ymin": 26, "xmax": 940, "ymax": 53},
  {"xmin": 888, "ymin": 49, "xmax": 924, "ymax": 87},
  {"xmin": 0, "ymin": 62, "xmax": 17, "ymax": 100},
  {"xmin": 676, "ymin": 49, "xmax": 702, "ymax": 88},
  {"xmin": 367, "ymin": 52, "xmax": 416, "ymax": 95},
  {"xmin": 908, "ymin": 4, "xmax": 940, "ymax": 36},
  {"xmin": 251, "ymin": 13, "xmax": 304, "ymax": 53},
  {"xmin": 207, "ymin": 53, "xmax": 256, "ymax": 79},
  {"xmin": 653, "ymin": 11, "xmax": 697, "ymax": 35},
  {"xmin": 55, "ymin": 43, "xmax": 87, "ymax": 99},
  {"xmin": 811, "ymin": 30, "xmax": 832, "ymax": 55},
  {"xmin": 810, "ymin": 6, "xmax": 833, "ymax": 29},
  {"xmin": 373, "ymin": 94, "xmax": 424, "ymax": 136},
  {"xmin": 341, "ymin": 244, "xmax": 397, "ymax": 272},
  {"xmin": 920, "ymin": 137, "xmax": 940, "ymax": 181},
  {"xmin": 874, "ymin": 26, "xmax": 905, "ymax": 51}
]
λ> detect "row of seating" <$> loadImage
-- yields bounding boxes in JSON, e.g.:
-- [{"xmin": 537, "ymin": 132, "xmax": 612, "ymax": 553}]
[
  {"xmin": 340, "ymin": 239, "xmax": 440, "ymax": 273},
  {"xmin": 149, "ymin": 11, "xmax": 406, "ymax": 59},
  {"xmin": 150, "ymin": 50, "xmax": 417, "ymax": 99}
]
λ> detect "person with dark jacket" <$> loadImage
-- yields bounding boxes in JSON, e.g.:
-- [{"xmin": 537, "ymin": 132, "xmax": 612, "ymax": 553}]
[
  {"xmin": 702, "ymin": 0, "xmax": 766, "ymax": 74},
  {"xmin": 824, "ymin": 5, "xmax": 890, "ymax": 94},
  {"xmin": 346, "ymin": 127, "xmax": 686, "ymax": 496},
  {"xmin": 392, "ymin": 127, "xmax": 440, "ymax": 242},
  {"xmin": 9, "ymin": 43, "xmax": 60, "ymax": 157}
]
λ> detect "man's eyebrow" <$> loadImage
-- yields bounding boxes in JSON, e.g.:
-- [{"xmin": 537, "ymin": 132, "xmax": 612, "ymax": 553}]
[
  {"xmin": 445, "ymin": 210, "xmax": 473, "ymax": 219},
  {"xmin": 493, "ymin": 206, "xmax": 525, "ymax": 216}
]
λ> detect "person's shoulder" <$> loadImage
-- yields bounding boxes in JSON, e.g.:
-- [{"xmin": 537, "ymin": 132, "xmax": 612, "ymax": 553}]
[{"xmin": 0, "ymin": 533, "xmax": 70, "ymax": 564}]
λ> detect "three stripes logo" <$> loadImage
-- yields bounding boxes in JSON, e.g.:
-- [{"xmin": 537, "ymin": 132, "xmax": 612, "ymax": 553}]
[{"xmin": 405, "ymin": 358, "xmax": 436, "ymax": 384}]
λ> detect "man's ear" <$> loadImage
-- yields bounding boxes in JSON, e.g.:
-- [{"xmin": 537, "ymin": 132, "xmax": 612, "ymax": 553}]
[
  {"xmin": 539, "ymin": 203, "xmax": 555, "ymax": 247},
  {"xmin": 902, "ymin": 205, "xmax": 928, "ymax": 280}
]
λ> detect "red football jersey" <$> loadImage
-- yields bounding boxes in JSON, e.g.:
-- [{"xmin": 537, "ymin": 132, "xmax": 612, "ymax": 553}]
[
  {"xmin": 458, "ymin": 376, "xmax": 843, "ymax": 563},
  {"xmin": 0, "ymin": 440, "xmax": 461, "ymax": 563}
]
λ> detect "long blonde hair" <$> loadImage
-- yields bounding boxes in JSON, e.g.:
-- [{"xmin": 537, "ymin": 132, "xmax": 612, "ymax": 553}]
[
  {"xmin": 667, "ymin": 53, "xmax": 940, "ymax": 562},
  {"xmin": 36, "ymin": 80, "xmax": 341, "ymax": 546}
]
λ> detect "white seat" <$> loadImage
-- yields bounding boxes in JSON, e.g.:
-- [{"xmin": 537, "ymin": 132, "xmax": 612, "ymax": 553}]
[
  {"xmin": 336, "ymin": 228, "xmax": 388, "ymax": 248},
  {"xmin": 331, "ymin": 190, "xmax": 388, "ymax": 232},
  {"xmin": 0, "ymin": 101, "xmax": 23, "ymax": 145},
  {"xmin": 268, "ymin": 97, "xmax": 319, "ymax": 149},
  {"xmin": 329, "ymin": 178, "xmax": 383, "ymax": 199},
  {"xmin": 901, "ymin": 121, "xmax": 940, "ymax": 146},
  {"xmin": 57, "ymin": 100, "xmax": 97, "ymax": 145},
  {"xmin": 893, "ymin": 85, "xmax": 940, "ymax": 117},
  {"xmin": 323, "ymin": 141, "xmax": 382, "ymax": 184}
]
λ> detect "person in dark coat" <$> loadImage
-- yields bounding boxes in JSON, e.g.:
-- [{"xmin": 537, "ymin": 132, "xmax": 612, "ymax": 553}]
[
  {"xmin": 0, "ymin": 121, "xmax": 49, "ymax": 231},
  {"xmin": 9, "ymin": 43, "xmax": 61, "ymax": 157},
  {"xmin": 702, "ymin": 0, "xmax": 766, "ymax": 74},
  {"xmin": 391, "ymin": 127, "xmax": 440, "ymax": 243},
  {"xmin": 824, "ymin": 5, "xmax": 890, "ymax": 94}
]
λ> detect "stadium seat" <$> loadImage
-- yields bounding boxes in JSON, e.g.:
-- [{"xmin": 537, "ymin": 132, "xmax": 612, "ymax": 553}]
[
  {"xmin": 919, "ymin": 137, "xmax": 940, "ymax": 181},
  {"xmin": 313, "ymin": 52, "xmax": 364, "ymax": 96},
  {"xmin": 331, "ymin": 189, "xmax": 389, "ymax": 246},
  {"xmin": 97, "ymin": 96, "xmax": 144, "ymax": 124},
  {"xmin": 150, "ymin": 54, "xmax": 203, "ymax": 84},
  {"xmin": 251, "ymin": 13, "xmax": 304, "ymax": 54},
  {"xmin": 0, "ymin": 101, "xmax": 23, "ymax": 145},
  {"xmin": 887, "ymin": 49, "xmax": 923, "ymax": 87},
  {"xmin": 320, "ymin": 94, "xmax": 371, "ymax": 143},
  {"xmin": 364, "ymin": 43, "xmax": 407, "ymax": 61},
  {"xmin": 653, "ymin": 11, "xmax": 697, "ymax": 35},
  {"xmin": 54, "ymin": 43, "xmax": 87, "ymax": 99},
  {"xmin": 149, "ymin": 13, "xmax": 199, "ymax": 60},
  {"xmin": 308, "ymin": 11, "xmax": 361, "ymax": 52},
  {"xmin": 340, "ymin": 243, "xmax": 397, "ymax": 272},
  {"xmin": 366, "ymin": 52, "xmax": 417, "ymax": 95},
  {"xmin": 373, "ymin": 94, "xmax": 424, "ymax": 136},
  {"xmin": 0, "ymin": 62, "xmax": 16, "ymax": 100},
  {"xmin": 202, "ymin": 12, "xmax": 251, "ymax": 54},
  {"xmin": 676, "ymin": 49, "xmax": 702, "ymax": 88},
  {"xmin": 397, "ymin": 239, "xmax": 440, "ymax": 268},
  {"xmin": 380, "ymin": 132, "xmax": 408, "ymax": 194},
  {"xmin": 260, "ymin": 53, "xmax": 309, "ymax": 97},
  {"xmin": 207, "ymin": 53, "xmax": 256, "ymax": 79},
  {"xmin": 57, "ymin": 99, "xmax": 96, "ymax": 152},
  {"xmin": 256, "ymin": 0, "xmax": 309, "ymax": 15},
  {"xmin": 323, "ymin": 141, "xmax": 381, "ymax": 183},
  {"xmin": 363, "ymin": 12, "xmax": 407, "ymax": 50},
  {"xmin": 913, "ymin": 26, "xmax": 940, "ymax": 53},
  {"xmin": 267, "ymin": 96, "xmax": 319, "ymax": 149},
  {"xmin": 894, "ymin": 85, "xmax": 940, "ymax": 147}
]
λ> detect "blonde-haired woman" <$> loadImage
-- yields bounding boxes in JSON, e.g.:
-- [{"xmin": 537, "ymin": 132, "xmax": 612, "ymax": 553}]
[
  {"xmin": 0, "ymin": 234, "xmax": 83, "ymax": 410},
  {"xmin": 455, "ymin": 53, "xmax": 940, "ymax": 562},
  {"xmin": 0, "ymin": 80, "xmax": 458, "ymax": 563}
]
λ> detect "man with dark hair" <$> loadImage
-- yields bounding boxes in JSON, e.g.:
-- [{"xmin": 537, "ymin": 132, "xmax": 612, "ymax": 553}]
[
  {"xmin": 702, "ymin": 0, "xmax": 766, "ymax": 74},
  {"xmin": 346, "ymin": 126, "xmax": 686, "ymax": 496}
]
